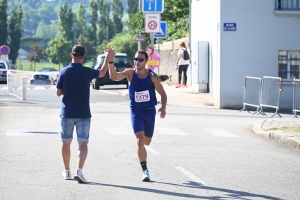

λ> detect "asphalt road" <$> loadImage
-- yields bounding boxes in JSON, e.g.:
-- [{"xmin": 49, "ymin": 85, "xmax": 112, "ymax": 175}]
[{"xmin": 0, "ymin": 84, "xmax": 299, "ymax": 200}]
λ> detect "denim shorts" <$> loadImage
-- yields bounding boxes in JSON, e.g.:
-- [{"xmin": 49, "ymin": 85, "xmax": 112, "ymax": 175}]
[{"xmin": 60, "ymin": 117, "xmax": 91, "ymax": 142}]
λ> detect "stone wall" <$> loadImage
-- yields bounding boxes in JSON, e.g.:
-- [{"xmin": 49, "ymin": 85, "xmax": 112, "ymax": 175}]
[{"xmin": 154, "ymin": 37, "xmax": 189, "ymax": 85}]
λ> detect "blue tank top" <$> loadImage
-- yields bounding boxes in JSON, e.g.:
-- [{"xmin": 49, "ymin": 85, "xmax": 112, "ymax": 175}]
[{"xmin": 129, "ymin": 69, "xmax": 157, "ymax": 109}]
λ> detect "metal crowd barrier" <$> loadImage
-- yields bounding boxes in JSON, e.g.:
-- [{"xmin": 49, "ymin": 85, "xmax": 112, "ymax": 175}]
[
  {"xmin": 293, "ymin": 78, "xmax": 300, "ymax": 118},
  {"xmin": 240, "ymin": 76, "xmax": 261, "ymax": 114},
  {"xmin": 257, "ymin": 76, "xmax": 282, "ymax": 118}
]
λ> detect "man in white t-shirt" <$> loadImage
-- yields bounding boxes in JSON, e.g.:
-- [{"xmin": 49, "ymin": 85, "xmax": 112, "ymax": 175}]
[{"xmin": 175, "ymin": 42, "xmax": 190, "ymax": 88}]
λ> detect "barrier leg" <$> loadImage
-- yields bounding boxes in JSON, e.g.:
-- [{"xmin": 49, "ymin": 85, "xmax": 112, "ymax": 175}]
[{"xmin": 240, "ymin": 105, "xmax": 250, "ymax": 113}]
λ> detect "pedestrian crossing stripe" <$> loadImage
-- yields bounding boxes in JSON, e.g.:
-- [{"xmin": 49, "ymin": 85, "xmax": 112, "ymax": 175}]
[
  {"xmin": 201, "ymin": 129, "xmax": 238, "ymax": 137},
  {"xmin": 156, "ymin": 128, "xmax": 188, "ymax": 135}
]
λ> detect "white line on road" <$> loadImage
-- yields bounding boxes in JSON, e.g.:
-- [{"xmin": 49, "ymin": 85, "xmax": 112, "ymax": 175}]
[
  {"xmin": 156, "ymin": 128, "xmax": 188, "ymax": 135},
  {"xmin": 145, "ymin": 146, "xmax": 160, "ymax": 155},
  {"xmin": 104, "ymin": 128, "xmax": 132, "ymax": 135},
  {"xmin": 201, "ymin": 128, "xmax": 238, "ymax": 137},
  {"xmin": 175, "ymin": 165, "xmax": 205, "ymax": 186},
  {"xmin": 0, "ymin": 98, "xmax": 16, "ymax": 101},
  {"xmin": 99, "ymin": 90, "xmax": 119, "ymax": 95}
]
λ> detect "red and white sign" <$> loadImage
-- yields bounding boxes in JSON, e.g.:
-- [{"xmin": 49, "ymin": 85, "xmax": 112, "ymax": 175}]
[
  {"xmin": 133, "ymin": 34, "xmax": 146, "ymax": 42},
  {"xmin": 145, "ymin": 13, "xmax": 160, "ymax": 33}
]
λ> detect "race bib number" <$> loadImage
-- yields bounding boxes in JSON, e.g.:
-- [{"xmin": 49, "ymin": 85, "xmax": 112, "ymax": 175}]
[{"xmin": 135, "ymin": 90, "xmax": 150, "ymax": 102}]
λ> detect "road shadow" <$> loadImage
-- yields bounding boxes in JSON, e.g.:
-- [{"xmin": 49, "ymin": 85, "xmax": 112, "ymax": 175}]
[{"xmin": 84, "ymin": 181, "xmax": 281, "ymax": 200}]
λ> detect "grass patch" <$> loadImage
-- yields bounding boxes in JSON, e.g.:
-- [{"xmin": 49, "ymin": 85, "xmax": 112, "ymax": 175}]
[{"xmin": 266, "ymin": 127, "xmax": 300, "ymax": 132}]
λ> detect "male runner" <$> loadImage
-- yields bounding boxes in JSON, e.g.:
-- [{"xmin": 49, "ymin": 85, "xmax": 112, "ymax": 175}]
[
  {"xmin": 56, "ymin": 45, "xmax": 115, "ymax": 183},
  {"xmin": 108, "ymin": 50, "xmax": 167, "ymax": 181}
]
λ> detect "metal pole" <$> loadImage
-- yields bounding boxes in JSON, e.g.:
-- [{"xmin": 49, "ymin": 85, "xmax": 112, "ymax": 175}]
[
  {"xmin": 151, "ymin": 33, "xmax": 154, "ymax": 47},
  {"xmin": 21, "ymin": 76, "xmax": 27, "ymax": 100},
  {"xmin": 158, "ymin": 38, "xmax": 160, "ymax": 75},
  {"xmin": 138, "ymin": 41, "xmax": 141, "ymax": 51}
]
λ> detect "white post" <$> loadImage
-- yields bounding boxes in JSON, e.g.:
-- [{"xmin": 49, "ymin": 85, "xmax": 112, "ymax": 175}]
[
  {"xmin": 138, "ymin": 41, "xmax": 141, "ymax": 51},
  {"xmin": 7, "ymin": 71, "xmax": 12, "ymax": 93},
  {"xmin": 21, "ymin": 76, "xmax": 27, "ymax": 100},
  {"xmin": 158, "ymin": 38, "xmax": 160, "ymax": 75}
]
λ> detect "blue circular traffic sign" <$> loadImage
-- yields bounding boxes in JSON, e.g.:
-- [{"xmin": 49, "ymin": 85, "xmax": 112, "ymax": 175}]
[{"xmin": 0, "ymin": 45, "xmax": 10, "ymax": 55}]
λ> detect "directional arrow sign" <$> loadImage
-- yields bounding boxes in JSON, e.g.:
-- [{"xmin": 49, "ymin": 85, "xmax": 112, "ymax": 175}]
[
  {"xmin": 142, "ymin": 0, "xmax": 164, "ymax": 13},
  {"xmin": 154, "ymin": 21, "xmax": 167, "ymax": 38},
  {"xmin": 133, "ymin": 34, "xmax": 146, "ymax": 42}
]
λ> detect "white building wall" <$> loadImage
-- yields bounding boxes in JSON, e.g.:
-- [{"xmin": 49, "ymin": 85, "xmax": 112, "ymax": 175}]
[
  {"xmin": 191, "ymin": 0, "xmax": 220, "ymax": 106},
  {"xmin": 191, "ymin": 0, "xmax": 300, "ymax": 110},
  {"xmin": 220, "ymin": 0, "xmax": 300, "ymax": 109}
]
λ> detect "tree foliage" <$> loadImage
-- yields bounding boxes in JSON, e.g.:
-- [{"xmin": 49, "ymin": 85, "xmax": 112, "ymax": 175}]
[
  {"xmin": 77, "ymin": 4, "xmax": 87, "ymax": 38},
  {"xmin": 88, "ymin": 0, "xmax": 97, "ymax": 43},
  {"xmin": 76, "ymin": 34, "xmax": 96, "ymax": 63},
  {"xmin": 8, "ymin": 5, "xmax": 23, "ymax": 64},
  {"xmin": 27, "ymin": 44, "xmax": 47, "ymax": 70},
  {"xmin": 127, "ymin": 0, "xmax": 138, "ymax": 15},
  {"xmin": 0, "ymin": 0, "xmax": 8, "ymax": 45},
  {"xmin": 46, "ymin": 37, "xmax": 73, "ymax": 69},
  {"xmin": 112, "ymin": 0, "xmax": 123, "ymax": 34},
  {"xmin": 107, "ymin": 34, "xmax": 137, "ymax": 64},
  {"xmin": 58, "ymin": 3, "xmax": 74, "ymax": 42}
]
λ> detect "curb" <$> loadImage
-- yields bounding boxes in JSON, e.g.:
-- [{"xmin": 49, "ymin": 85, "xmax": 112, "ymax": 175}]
[{"xmin": 252, "ymin": 119, "xmax": 300, "ymax": 149}]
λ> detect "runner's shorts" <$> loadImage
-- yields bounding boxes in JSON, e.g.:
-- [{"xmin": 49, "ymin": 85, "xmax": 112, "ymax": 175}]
[
  {"xmin": 130, "ymin": 107, "xmax": 156, "ymax": 138},
  {"xmin": 60, "ymin": 117, "xmax": 91, "ymax": 142}
]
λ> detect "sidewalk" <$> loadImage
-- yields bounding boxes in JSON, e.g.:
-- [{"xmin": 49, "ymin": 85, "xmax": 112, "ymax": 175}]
[{"xmin": 119, "ymin": 83, "xmax": 300, "ymax": 150}]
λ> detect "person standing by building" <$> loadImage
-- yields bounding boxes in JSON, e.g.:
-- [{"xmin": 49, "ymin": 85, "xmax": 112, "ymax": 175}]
[
  {"xmin": 108, "ymin": 50, "xmax": 167, "ymax": 182},
  {"xmin": 56, "ymin": 45, "xmax": 115, "ymax": 183},
  {"xmin": 146, "ymin": 46, "xmax": 161, "ymax": 73},
  {"xmin": 175, "ymin": 42, "xmax": 190, "ymax": 88}
]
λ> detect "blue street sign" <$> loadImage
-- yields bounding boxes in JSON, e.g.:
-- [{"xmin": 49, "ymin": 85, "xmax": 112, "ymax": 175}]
[
  {"xmin": 154, "ymin": 21, "xmax": 167, "ymax": 38},
  {"xmin": 224, "ymin": 23, "xmax": 236, "ymax": 31},
  {"xmin": 142, "ymin": 0, "xmax": 164, "ymax": 13}
]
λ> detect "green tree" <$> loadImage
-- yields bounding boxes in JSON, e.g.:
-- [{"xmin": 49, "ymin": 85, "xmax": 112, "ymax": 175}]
[
  {"xmin": 0, "ymin": 0, "xmax": 8, "ymax": 45},
  {"xmin": 76, "ymin": 34, "xmax": 97, "ymax": 63},
  {"xmin": 107, "ymin": 34, "xmax": 137, "ymax": 64},
  {"xmin": 77, "ymin": 3, "xmax": 87, "ymax": 38},
  {"xmin": 8, "ymin": 5, "xmax": 23, "ymax": 64},
  {"xmin": 38, "ymin": 2, "xmax": 58, "ymax": 24},
  {"xmin": 112, "ymin": 0, "xmax": 123, "ymax": 34},
  {"xmin": 22, "ymin": 6, "xmax": 39, "ymax": 36},
  {"xmin": 162, "ymin": 0, "xmax": 189, "ymax": 22},
  {"xmin": 127, "ymin": 0, "xmax": 138, "ymax": 15},
  {"xmin": 58, "ymin": 3, "xmax": 74, "ymax": 42},
  {"xmin": 46, "ymin": 37, "xmax": 73, "ymax": 70},
  {"xmin": 26, "ymin": 44, "xmax": 48, "ymax": 71},
  {"xmin": 35, "ymin": 21, "xmax": 58, "ymax": 39},
  {"xmin": 98, "ymin": 0, "xmax": 114, "ymax": 43},
  {"xmin": 88, "ymin": 0, "xmax": 97, "ymax": 43}
]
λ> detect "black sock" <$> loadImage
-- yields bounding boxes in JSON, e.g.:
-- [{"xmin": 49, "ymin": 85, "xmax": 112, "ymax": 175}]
[{"xmin": 140, "ymin": 161, "xmax": 147, "ymax": 171}]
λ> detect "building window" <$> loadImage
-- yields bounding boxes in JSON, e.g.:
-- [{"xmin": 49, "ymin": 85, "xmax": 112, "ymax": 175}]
[
  {"xmin": 276, "ymin": 0, "xmax": 300, "ymax": 11},
  {"xmin": 278, "ymin": 51, "xmax": 300, "ymax": 79}
]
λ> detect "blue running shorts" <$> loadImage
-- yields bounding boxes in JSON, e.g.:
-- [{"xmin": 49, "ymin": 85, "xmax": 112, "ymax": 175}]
[{"xmin": 130, "ymin": 107, "xmax": 156, "ymax": 138}]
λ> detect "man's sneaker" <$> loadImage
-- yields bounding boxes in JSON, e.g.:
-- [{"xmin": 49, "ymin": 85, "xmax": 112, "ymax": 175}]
[
  {"xmin": 142, "ymin": 169, "xmax": 150, "ymax": 182},
  {"xmin": 62, "ymin": 170, "xmax": 72, "ymax": 180},
  {"xmin": 74, "ymin": 170, "xmax": 86, "ymax": 183}
]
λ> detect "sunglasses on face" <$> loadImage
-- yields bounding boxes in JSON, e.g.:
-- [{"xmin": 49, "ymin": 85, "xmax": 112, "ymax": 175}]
[{"xmin": 134, "ymin": 57, "xmax": 145, "ymax": 62}]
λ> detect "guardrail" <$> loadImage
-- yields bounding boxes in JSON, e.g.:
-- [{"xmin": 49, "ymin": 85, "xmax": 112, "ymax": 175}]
[
  {"xmin": 293, "ymin": 78, "xmax": 300, "ymax": 117},
  {"xmin": 240, "ymin": 76, "xmax": 261, "ymax": 114}
]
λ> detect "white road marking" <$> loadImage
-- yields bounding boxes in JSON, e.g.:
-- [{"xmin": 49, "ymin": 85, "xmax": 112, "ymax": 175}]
[
  {"xmin": 0, "ymin": 98, "xmax": 15, "ymax": 101},
  {"xmin": 9, "ymin": 106, "xmax": 42, "ymax": 110},
  {"xmin": 201, "ymin": 128, "xmax": 238, "ymax": 137},
  {"xmin": 0, "ymin": 87, "xmax": 8, "ymax": 90},
  {"xmin": 175, "ymin": 166, "xmax": 206, "ymax": 186},
  {"xmin": 6, "ymin": 130, "xmax": 34, "ymax": 136},
  {"xmin": 118, "ymin": 121, "xmax": 130, "ymax": 127},
  {"xmin": 145, "ymin": 146, "xmax": 160, "ymax": 155},
  {"xmin": 156, "ymin": 128, "xmax": 188, "ymax": 135},
  {"xmin": 104, "ymin": 128, "xmax": 132, "ymax": 135},
  {"xmin": 99, "ymin": 90, "xmax": 119, "ymax": 95}
]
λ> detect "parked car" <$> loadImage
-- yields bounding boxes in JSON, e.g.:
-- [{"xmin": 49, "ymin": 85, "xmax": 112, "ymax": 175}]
[
  {"xmin": 39, "ymin": 68, "xmax": 58, "ymax": 72},
  {"xmin": 0, "ymin": 60, "xmax": 8, "ymax": 83},
  {"xmin": 91, "ymin": 53, "xmax": 133, "ymax": 90},
  {"xmin": 29, "ymin": 73, "xmax": 53, "ymax": 85}
]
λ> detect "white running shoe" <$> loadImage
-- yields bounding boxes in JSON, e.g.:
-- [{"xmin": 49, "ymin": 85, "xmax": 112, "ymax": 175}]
[
  {"xmin": 74, "ymin": 170, "xmax": 86, "ymax": 183},
  {"xmin": 62, "ymin": 170, "xmax": 72, "ymax": 180}
]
